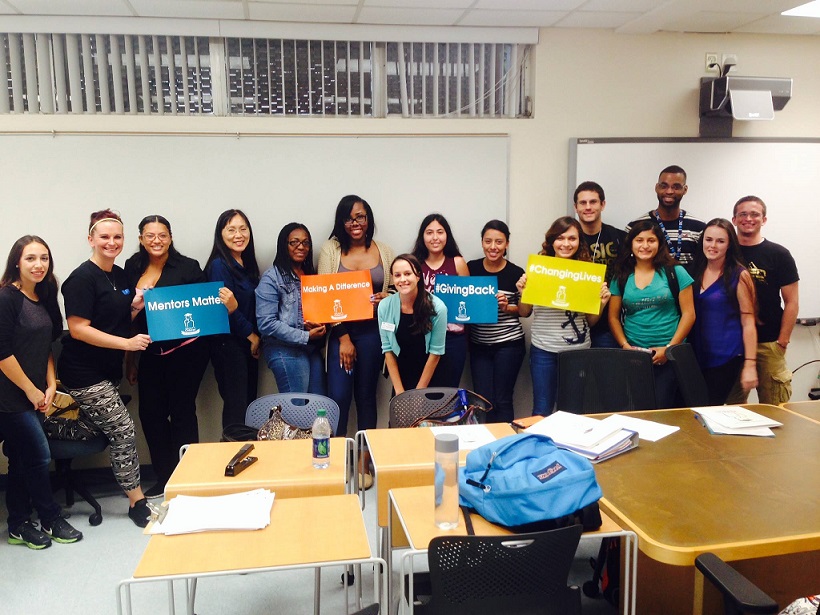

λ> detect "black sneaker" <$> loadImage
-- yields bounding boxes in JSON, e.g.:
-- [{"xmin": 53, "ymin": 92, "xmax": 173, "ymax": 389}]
[
  {"xmin": 128, "ymin": 498, "xmax": 151, "ymax": 528},
  {"xmin": 41, "ymin": 517, "xmax": 83, "ymax": 544},
  {"xmin": 143, "ymin": 482, "xmax": 166, "ymax": 500},
  {"xmin": 8, "ymin": 520, "xmax": 52, "ymax": 550}
]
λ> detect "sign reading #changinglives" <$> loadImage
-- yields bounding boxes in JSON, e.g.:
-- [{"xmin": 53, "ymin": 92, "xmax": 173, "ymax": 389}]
[
  {"xmin": 521, "ymin": 255, "xmax": 606, "ymax": 315},
  {"xmin": 143, "ymin": 282, "xmax": 229, "ymax": 342},
  {"xmin": 433, "ymin": 276, "xmax": 498, "ymax": 324},
  {"xmin": 301, "ymin": 270, "xmax": 374, "ymax": 324}
]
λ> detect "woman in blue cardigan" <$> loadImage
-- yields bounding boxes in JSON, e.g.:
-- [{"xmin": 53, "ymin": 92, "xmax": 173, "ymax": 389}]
[{"xmin": 378, "ymin": 254, "xmax": 447, "ymax": 395}]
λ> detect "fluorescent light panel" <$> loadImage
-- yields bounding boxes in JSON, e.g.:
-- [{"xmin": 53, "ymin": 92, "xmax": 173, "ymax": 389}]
[{"xmin": 783, "ymin": 1, "xmax": 820, "ymax": 17}]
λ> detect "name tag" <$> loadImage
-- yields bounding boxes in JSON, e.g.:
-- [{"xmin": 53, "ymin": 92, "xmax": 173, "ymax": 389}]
[{"xmin": 381, "ymin": 322, "xmax": 396, "ymax": 332}]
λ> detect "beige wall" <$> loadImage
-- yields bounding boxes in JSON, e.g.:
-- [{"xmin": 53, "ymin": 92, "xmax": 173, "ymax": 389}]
[{"xmin": 2, "ymin": 28, "xmax": 818, "ymax": 469}]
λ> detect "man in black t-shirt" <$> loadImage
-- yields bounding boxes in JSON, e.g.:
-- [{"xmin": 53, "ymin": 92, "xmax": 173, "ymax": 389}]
[
  {"xmin": 728, "ymin": 195, "xmax": 799, "ymax": 405},
  {"xmin": 573, "ymin": 181, "xmax": 625, "ymax": 348}
]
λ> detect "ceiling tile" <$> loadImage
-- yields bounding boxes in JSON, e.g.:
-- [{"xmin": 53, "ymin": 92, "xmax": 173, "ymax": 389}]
[
  {"xmin": 669, "ymin": 11, "xmax": 769, "ymax": 33},
  {"xmin": 475, "ymin": 0, "xmax": 583, "ymax": 9},
  {"xmin": 458, "ymin": 9, "xmax": 567, "ymax": 27},
  {"xmin": 555, "ymin": 10, "xmax": 641, "ymax": 28},
  {"xmin": 6, "ymin": 0, "xmax": 133, "ymax": 16},
  {"xmin": 733, "ymin": 14, "xmax": 820, "ymax": 34},
  {"xmin": 252, "ymin": 0, "xmax": 355, "ymax": 5},
  {"xmin": 366, "ymin": 0, "xmax": 472, "ymax": 8},
  {"xmin": 356, "ymin": 6, "xmax": 464, "ymax": 25},
  {"xmin": 581, "ymin": 0, "xmax": 667, "ymax": 10},
  {"xmin": 248, "ymin": 2, "xmax": 358, "ymax": 22},
  {"xmin": 129, "ymin": 0, "xmax": 244, "ymax": 19}
]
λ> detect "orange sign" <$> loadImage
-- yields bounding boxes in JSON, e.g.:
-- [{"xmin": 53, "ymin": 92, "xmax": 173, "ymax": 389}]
[{"xmin": 301, "ymin": 270, "xmax": 374, "ymax": 324}]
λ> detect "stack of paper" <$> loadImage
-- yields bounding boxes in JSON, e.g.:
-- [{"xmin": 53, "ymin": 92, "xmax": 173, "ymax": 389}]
[
  {"xmin": 150, "ymin": 489, "xmax": 275, "ymax": 535},
  {"xmin": 693, "ymin": 406, "xmax": 782, "ymax": 437},
  {"xmin": 430, "ymin": 424, "xmax": 496, "ymax": 450},
  {"xmin": 524, "ymin": 411, "xmax": 639, "ymax": 463}
]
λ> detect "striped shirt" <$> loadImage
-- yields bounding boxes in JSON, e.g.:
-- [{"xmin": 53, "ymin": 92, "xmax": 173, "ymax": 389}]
[
  {"xmin": 467, "ymin": 259, "xmax": 525, "ymax": 346},
  {"xmin": 530, "ymin": 306, "xmax": 591, "ymax": 353}
]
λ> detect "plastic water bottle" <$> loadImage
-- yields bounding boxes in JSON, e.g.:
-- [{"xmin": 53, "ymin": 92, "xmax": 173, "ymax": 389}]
[
  {"xmin": 434, "ymin": 433, "xmax": 459, "ymax": 529},
  {"xmin": 312, "ymin": 409, "xmax": 331, "ymax": 469}
]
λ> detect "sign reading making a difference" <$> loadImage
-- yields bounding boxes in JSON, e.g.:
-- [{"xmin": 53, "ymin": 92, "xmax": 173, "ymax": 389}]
[
  {"xmin": 520, "ymin": 255, "xmax": 606, "ymax": 315},
  {"xmin": 143, "ymin": 281, "xmax": 230, "ymax": 342},
  {"xmin": 433, "ymin": 276, "xmax": 498, "ymax": 324}
]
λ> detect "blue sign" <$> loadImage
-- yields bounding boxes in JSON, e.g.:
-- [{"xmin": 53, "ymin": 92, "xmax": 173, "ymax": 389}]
[
  {"xmin": 143, "ymin": 282, "xmax": 229, "ymax": 342},
  {"xmin": 433, "ymin": 276, "xmax": 498, "ymax": 324}
]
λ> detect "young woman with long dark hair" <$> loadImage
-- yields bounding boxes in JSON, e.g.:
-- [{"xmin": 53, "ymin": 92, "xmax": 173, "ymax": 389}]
[{"xmin": 0, "ymin": 236, "xmax": 83, "ymax": 548}]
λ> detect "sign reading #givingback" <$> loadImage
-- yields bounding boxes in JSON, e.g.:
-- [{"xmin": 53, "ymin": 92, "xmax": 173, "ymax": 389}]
[
  {"xmin": 301, "ymin": 270, "xmax": 374, "ymax": 324},
  {"xmin": 144, "ymin": 281, "xmax": 230, "ymax": 342},
  {"xmin": 520, "ymin": 255, "xmax": 606, "ymax": 315},
  {"xmin": 433, "ymin": 276, "xmax": 499, "ymax": 324}
]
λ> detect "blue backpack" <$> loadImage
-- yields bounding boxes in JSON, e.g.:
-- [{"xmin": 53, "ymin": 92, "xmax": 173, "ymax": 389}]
[{"xmin": 458, "ymin": 433, "xmax": 603, "ymax": 531}]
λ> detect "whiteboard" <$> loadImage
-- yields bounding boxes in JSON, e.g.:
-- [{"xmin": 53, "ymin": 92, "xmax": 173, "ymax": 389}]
[
  {"xmin": 1, "ymin": 133, "xmax": 508, "ymax": 291},
  {"xmin": 570, "ymin": 138, "xmax": 818, "ymax": 318}
]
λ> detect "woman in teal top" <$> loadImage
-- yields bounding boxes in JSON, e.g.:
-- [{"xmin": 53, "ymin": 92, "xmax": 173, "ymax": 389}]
[{"xmin": 608, "ymin": 220, "xmax": 695, "ymax": 408}]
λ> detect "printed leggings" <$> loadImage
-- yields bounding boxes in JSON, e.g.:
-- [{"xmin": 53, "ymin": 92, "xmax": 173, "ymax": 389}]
[{"xmin": 66, "ymin": 380, "xmax": 141, "ymax": 492}]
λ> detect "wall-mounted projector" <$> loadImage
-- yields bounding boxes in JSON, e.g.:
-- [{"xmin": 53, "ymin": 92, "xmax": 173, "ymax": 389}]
[{"xmin": 700, "ymin": 76, "xmax": 792, "ymax": 121}]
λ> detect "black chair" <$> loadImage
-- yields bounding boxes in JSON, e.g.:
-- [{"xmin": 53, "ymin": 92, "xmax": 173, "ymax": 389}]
[
  {"xmin": 666, "ymin": 343, "xmax": 711, "ymax": 408},
  {"xmin": 407, "ymin": 525, "xmax": 583, "ymax": 615},
  {"xmin": 695, "ymin": 553, "xmax": 779, "ymax": 615},
  {"xmin": 556, "ymin": 348, "xmax": 656, "ymax": 414}
]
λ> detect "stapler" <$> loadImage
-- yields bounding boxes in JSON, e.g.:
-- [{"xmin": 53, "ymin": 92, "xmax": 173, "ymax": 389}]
[{"xmin": 225, "ymin": 443, "xmax": 258, "ymax": 476}]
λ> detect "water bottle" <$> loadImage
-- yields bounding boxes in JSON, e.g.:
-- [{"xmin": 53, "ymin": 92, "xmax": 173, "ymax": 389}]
[
  {"xmin": 312, "ymin": 409, "xmax": 331, "ymax": 469},
  {"xmin": 434, "ymin": 433, "xmax": 459, "ymax": 529}
]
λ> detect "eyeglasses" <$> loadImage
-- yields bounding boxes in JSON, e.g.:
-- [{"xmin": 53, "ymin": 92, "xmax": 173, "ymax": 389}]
[
  {"xmin": 288, "ymin": 239, "xmax": 312, "ymax": 248},
  {"xmin": 224, "ymin": 226, "xmax": 249, "ymax": 236},
  {"xmin": 735, "ymin": 211, "xmax": 763, "ymax": 219},
  {"xmin": 343, "ymin": 213, "xmax": 367, "ymax": 227},
  {"xmin": 142, "ymin": 233, "xmax": 170, "ymax": 243}
]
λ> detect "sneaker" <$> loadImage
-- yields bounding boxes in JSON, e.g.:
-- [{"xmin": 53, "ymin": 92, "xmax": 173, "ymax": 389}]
[
  {"xmin": 41, "ymin": 517, "xmax": 83, "ymax": 544},
  {"xmin": 143, "ymin": 482, "xmax": 166, "ymax": 500},
  {"xmin": 8, "ymin": 520, "xmax": 52, "ymax": 550},
  {"xmin": 128, "ymin": 498, "xmax": 151, "ymax": 528}
]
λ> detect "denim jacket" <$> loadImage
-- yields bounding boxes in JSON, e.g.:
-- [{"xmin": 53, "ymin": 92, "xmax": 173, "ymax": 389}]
[{"xmin": 255, "ymin": 265, "xmax": 310, "ymax": 347}]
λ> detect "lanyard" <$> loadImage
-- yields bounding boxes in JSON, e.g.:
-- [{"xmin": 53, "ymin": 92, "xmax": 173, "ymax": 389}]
[{"xmin": 652, "ymin": 209, "xmax": 683, "ymax": 260}]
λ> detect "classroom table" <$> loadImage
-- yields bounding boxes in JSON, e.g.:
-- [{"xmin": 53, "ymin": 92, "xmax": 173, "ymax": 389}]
[
  {"xmin": 116, "ymin": 494, "xmax": 385, "ymax": 615},
  {"xmin": 781, "ymin": 399, "xmax": 820, "ymax": 423},
  {"xmin": 589, "ymin": 404, "xmax": 820, "ymax": 614},
  {"xmin": 388, "ymin": 485, "xmax": 638, "ymax": 615},
  {"xmin": 165, "ymin": 438, "xmax": 352, "ymax": 500}
]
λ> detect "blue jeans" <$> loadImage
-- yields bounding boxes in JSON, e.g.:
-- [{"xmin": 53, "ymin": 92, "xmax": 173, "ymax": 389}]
[
  {"xmin": 0, "ymin": 410, "xmax": 62, "ymax": 530},
  {"xmin": 530, "ymin": 346, "xmax": 559, "ymax": 416},
  {"xmin": 469, "ymin": 340, "xmax": 526, "ymax": 424},
  {"xmin": 263, "ymin": 342, "xmax": 326, "ymax": 396},
  {"xmin": 431, "ymin": 332, "xmax": 468, "ymax": 388},
  {"xmin": 591, "ymin": 330, "xmax": 620, "ymax": 349}
]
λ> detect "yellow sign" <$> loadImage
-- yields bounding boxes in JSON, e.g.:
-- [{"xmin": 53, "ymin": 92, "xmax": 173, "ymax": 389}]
[{"xmin": 520, "ymin": 255, "xmax": 606, "ymax": 315}]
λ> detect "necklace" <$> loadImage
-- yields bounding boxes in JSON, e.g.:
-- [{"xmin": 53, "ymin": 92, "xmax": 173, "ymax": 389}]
[
  {"xmin": 588, "ymin": 228, "xmax": 603, "ymax": 263},
  {"xmin": 90, "ymin": 259, "xmax": 118, "ymax": 291},
  {"xmin": 651, "ymin": 209, "xmax": 683, "ymax": 260}
]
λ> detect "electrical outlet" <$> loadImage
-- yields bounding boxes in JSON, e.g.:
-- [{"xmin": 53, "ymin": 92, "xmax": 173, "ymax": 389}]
[
  {"xmin": 705, "ymin": 52, "xmax": 719, "ymax": 72},
  {"xmin": 722, "ymin": 53, "xmax": 738, "ymax": 71}
]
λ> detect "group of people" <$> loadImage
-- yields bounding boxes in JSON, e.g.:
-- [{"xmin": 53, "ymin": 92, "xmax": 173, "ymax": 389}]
[{"xmin": 0, "ymin": 171, "xmax": 799, "ymax": 547}]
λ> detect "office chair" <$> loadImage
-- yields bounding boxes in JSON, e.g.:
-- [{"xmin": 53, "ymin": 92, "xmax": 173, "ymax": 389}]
[
  {"xmin": 695, "ymin": 553, "xmax": 779, "ymax": 615},
  {"xmin": 666, "ymin": 343, "xmax": 711, "ymax": 408},
  {"xmin": 245, "ymin": 393, "xmax": 340, "ymax": 435},
  {"xmin": 406, "ymin": 524, "xmax": 583, "ymax": 615},
  {"xmin": 556, "ymin": 348, "xmax": 656, "ymax": 414},
  {"xmin": 389, "ymin": 388, "xmax": 491, "ymax": 428}
]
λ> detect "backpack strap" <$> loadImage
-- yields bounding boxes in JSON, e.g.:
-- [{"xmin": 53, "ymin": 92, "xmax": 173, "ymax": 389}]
[
  {"xmin": 460, "ymin": 506, "xmax": 476, "ymax": 536},
  {"xmin": 664, "ymin": 265, "xmax": 681, "ymax": 316}
]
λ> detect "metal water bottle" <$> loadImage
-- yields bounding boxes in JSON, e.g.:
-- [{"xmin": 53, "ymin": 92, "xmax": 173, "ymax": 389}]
[{"xmin": 434, "ymin": 433, "xmax": 459, "ymax": 529}]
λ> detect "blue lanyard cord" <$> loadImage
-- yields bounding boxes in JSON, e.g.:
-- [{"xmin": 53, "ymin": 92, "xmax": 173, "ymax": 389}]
[{"xmin": 652, "ymin": 209, "xmax": 683, "ymax": 260}]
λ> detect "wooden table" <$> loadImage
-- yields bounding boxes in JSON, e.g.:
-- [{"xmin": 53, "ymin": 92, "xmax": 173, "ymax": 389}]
[
  {"xmin": 781, "ymin": 399, "xmax": 820, "ymax": 423},
  {"xmin": 116, "ymin": 494, "xmax": 384, "ymax": 615},
  {"xmin": 388, "ymin": 485, "xmax": 638, "ymax": 615},
  {"xmin": 590, "ymin": 404, "xmax": 820, "ymax": 614},
  {"xmin": 165, "ymin": 439, "xmax": 351, "ymax": 500}
]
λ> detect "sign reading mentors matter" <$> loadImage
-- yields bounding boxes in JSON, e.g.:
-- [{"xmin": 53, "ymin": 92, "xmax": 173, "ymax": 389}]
[
  {"xmin": 301, "ymin": 270, "xmax": 374, "ymax": 324},
  {"xmin": 143, "ymin": 282, "xmax": 230, "ymax": 342},
  {"xmin": 433, "ymin": 276, "xmax": 499, "ymax": 324},
  {"xmin": 521, "ymin": 255, "xmax": 606, "ymax": 315}
]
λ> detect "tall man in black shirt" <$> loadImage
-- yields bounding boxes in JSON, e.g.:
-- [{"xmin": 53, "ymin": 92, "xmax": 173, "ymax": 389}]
[
  {"xmin": 626, "ymin": 165, "xmax": 705, "ymax": 274},
  {"xmin": 574, "ymin": 181, "xmax": 625, "ymax": 348},
  {"xmin": 727, "ymin": 195, "xmax": 799, "ymax": 404}
]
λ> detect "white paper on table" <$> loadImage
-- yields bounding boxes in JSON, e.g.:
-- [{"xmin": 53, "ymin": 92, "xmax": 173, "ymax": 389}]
[
  {"xmin": 523, "ymin": 411, "xmax": 621, "ymax": 447},
  {"xmin": 697, "ymin": 406, "xmax": 782, "ymax": 429},
  {"xmin": 600, "ymin": 414, "xmax": 680, "ymax": 442},
  {"xmin": 149, "ymin": 488, "xmax": 275, "ymax": 535},
  {"xmin": 429, "ymin": 424, "xmax": 496, "ymax": 450}
]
